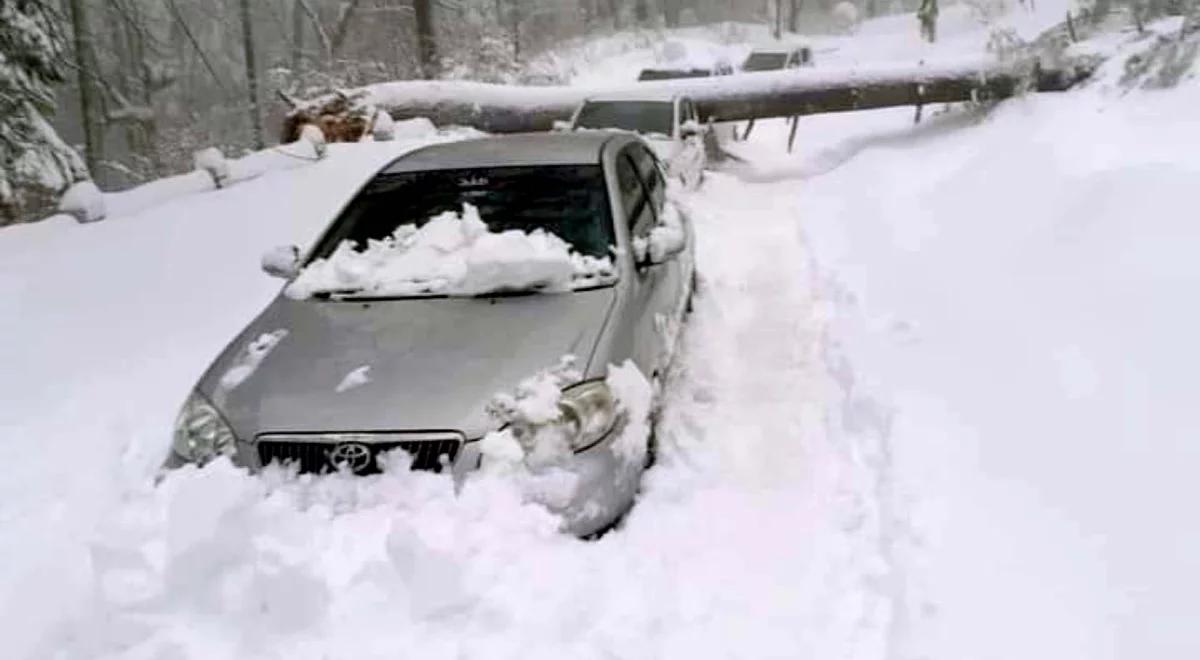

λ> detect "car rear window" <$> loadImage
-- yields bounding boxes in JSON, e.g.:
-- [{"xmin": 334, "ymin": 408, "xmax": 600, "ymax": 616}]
[
  {"xmin": 742, "ymin": 52, "xmax": 788, "ymax": 71},
  {"xmin": 574, "ymin": 101, "xmax": 674, "ymax": 138},
  {"xmin": 310, "ymin": 165, "xmax": 615, "ymax": 260}
]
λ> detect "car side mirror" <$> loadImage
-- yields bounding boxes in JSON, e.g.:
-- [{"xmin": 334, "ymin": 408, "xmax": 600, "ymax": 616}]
[
  {"xmin": 551, "ymin": 119, "xmax": 572, "ymax": 132},
  {"xmin": 261, "ymin": 245, "xmax": 301, "ymax": 279},
  {"xmin": 679, "ymin": 119, "xmax": 703, "ymax": 139},
  {"xmin": 635, "ymin": 222, "xmax": 687, "ymax": 267}
]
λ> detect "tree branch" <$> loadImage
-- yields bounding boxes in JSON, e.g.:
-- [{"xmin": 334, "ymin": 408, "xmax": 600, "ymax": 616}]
[
  {"xmin": 162, "ymin": 0, "xmax": 228, "ymax": 93},
  {"xmin": 296, "ymin": 0, "xmax": 334, "ymax": 58}
]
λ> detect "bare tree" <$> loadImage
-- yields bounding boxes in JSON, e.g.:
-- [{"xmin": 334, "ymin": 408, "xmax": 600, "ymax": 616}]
[
  {"xmin": 68, "ymin": 0, "xmax": 104, "ymax": 182},
  {"xmin": 415, "ymin": 0, "xmax": 438, "ymax": 78},
  {"xmin": 789, "ymin": 0, "xmax": 802, "ymax": 32}
]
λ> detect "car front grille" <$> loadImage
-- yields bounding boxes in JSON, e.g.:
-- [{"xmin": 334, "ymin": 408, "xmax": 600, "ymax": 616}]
[{"xmin": 255, "ymin": 432, "xmax": 462, "ymax": 475}]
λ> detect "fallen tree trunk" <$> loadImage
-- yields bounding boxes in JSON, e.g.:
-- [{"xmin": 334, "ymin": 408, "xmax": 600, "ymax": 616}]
[{"xmin": 282, "ymin": 56, "xmax": 1097, "ymax": 142}]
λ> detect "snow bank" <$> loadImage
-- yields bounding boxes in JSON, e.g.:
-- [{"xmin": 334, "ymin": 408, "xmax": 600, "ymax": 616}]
[
  {"xmin": 285, "ymin": 203, "xmax": 616, "ymax": 299},
  {"xmin": 767, "ymin": 22, "xmax": 1200, "ymax": 660}
]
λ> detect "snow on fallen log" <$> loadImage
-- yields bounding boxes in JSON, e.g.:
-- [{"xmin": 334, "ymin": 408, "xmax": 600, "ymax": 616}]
[{"xmin": 285, "ymin": 55, "xmax": 1097, "ymax": 138}]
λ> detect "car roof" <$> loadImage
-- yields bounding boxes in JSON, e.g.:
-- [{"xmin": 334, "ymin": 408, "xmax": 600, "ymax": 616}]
[
  {"xmin": 582, "ymin": 89, "xmax": 684, "ymax": 103},
  {"xmin": 382, "ymin": 132, "xmax": 630, "ymax": 172}
]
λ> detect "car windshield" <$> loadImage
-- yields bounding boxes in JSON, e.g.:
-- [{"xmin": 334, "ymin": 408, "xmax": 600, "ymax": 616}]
[
  {"xmin": 574, "ymin": 101, "xmax": 674, "ymax": 138},
  {"xmin": 310, "ymin": 165, "xmax": 615, "ymax": 261},
  {"xmin": 742, "ymin": 52, "xmax": 788, "ymax": 71}
]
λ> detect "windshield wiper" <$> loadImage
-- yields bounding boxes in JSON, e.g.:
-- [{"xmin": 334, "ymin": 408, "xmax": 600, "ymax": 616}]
[{"xmin": 314, "ymin": 291, "xmax": 450, "ymax": 301}]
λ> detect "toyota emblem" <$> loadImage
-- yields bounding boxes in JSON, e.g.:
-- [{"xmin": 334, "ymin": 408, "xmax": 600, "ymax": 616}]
[{"xmin": 327, "ymin": 442, "xmax": 373, "ymax": 474}]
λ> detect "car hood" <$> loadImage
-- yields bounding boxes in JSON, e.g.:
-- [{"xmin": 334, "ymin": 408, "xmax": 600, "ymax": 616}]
[{"xmin": 199, "ymin": 288, "xmax": 616, "ymax": 440}]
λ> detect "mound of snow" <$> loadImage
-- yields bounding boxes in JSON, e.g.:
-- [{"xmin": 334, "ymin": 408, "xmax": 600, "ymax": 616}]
[
  {"xmin": 57, "ymin": 180, "xmax": 105, "ymax": 223},
  {"xmin": 285, "ymin": 203, "xmax": 615, "ymax": 299}
]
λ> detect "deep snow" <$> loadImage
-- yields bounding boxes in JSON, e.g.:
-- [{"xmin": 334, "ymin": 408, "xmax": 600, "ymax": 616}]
[{"xmin": 2, "ymin": 6, "xmax": 1199, "ymax": 660}]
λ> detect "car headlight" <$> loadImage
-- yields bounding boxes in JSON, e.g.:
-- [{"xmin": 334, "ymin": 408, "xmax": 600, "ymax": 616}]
[
  {"xmin": 171, "ymin": 390, "xmax": 237, "ymax": 465},
  {"xmin": 508, "ymin": 380, "xmax": 619, "ymax": 455},
  {"xmin": 556, "ymin": 380, "xmax": 619, "ymax": 452}
]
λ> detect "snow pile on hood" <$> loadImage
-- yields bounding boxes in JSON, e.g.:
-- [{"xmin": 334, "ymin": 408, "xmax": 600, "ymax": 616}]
[{"xmin": 286, "ymin": 204, "xmax": 615, "ymax": 299}]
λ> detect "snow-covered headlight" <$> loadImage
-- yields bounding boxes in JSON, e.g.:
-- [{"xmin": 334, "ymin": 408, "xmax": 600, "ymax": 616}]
[
  {"xmin": 171, "ymin": 390, "xmax": 237, "ymax": 465},
  {"xmin": 556, "ymin": 380, "xmax": 619, "ymax": 452}
]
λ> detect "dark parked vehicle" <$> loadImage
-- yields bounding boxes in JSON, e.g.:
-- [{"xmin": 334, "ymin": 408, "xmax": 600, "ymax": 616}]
[{"xmin": 741, "ymin": 46, "xmax": 814, "ymax": 71}]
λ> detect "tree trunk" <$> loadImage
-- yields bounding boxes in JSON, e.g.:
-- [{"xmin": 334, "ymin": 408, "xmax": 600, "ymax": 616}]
[
  {"xmin": 67, "ymin": 0, "xmax": 104, "ymax": 183},
  {"xmin": 789, "ymin": 0, "xmax": 802, "ymax": 32},
  {"xmin": 285, "ymin": 58, "xmax": 1096, "ymax": 137},
  {"xmin": 292, "ymin": 0, "xmax": 305, "ymax": 71},
  {"xmin": 663, "ymin": 0, "xmax": 681, "ymax": 25},
  {"xmin": 239, "ymin": 0, "xmax": 264, "ymax": 149},
  {"xmin": 414, "ymin": 0, "xmax": 438, "ymax": 79}
]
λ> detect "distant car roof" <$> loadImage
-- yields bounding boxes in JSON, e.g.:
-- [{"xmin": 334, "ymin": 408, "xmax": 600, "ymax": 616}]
[
  {"xmin": 382, "ymin": 132, "xmax": 630, "ymax": 172},
  {"xmin": 748, "ymin": 45, "xmax": 808, "ymax": 54},
  {"xmin": 582, "ymin": 89, "xmax": 685, "ymax": 103}
]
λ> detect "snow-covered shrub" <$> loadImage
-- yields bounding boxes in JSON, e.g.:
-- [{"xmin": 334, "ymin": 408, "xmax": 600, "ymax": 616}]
[
  {"xmin": 57, "ymin": 181, "xmax": 106, "ymax": 223},
  {"xmin": 193, "ymin": 147, "xmax": 231, "ymax": 189},
  {"xmin": 1120, "ymin": 30, "xmax": 1200, "ymax": 88}
]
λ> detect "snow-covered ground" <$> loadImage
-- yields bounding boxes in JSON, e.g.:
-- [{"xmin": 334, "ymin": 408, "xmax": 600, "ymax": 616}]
[{"xmin": 3, "ymin": 6, "xmax": 1199, "ymax": 660}]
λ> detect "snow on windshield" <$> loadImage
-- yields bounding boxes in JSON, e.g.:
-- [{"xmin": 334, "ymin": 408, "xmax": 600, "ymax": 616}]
[{"xmin": 285, "ymin": 204, "xmax": 615, "ymax": 299}]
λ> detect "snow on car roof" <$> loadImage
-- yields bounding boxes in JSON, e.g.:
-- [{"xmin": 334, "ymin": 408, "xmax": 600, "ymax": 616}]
[{"xmin": 382, "ymin": 132, "xmax": 631, "ymax": 172}]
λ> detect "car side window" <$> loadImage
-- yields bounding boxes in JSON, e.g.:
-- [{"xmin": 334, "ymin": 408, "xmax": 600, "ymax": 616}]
[
  {"xmin": 616, "ymin": 150, "xmax": 654, "ymax": 237},
  {"xmin": 630, "ymin": 145, "xmax": 666, "ymax": 221},
  {"xmin": 681, "ymin": 99, "xmax": 696, "ymax": 124}
]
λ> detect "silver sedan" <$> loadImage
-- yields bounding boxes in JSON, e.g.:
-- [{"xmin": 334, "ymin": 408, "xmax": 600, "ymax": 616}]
[{"xmin": 165, "ymin": 132, "xmax": 695, "ymax": 536}]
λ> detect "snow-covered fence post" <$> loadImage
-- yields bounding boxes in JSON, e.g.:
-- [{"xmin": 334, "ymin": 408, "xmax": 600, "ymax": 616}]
[
  {"xmin": 372, "ymin": 110, "xmax": 396, "ymax": 141},
  {"xmin": 58, "ymin": 180, "xmax": 106, "ymax": 223},
  {"xmin": 193, "ymin": 147, "xmax": 231, "ymax": 189},
  {"xmin": 298, "ymin": 123, "xmax": 328, "ymax": 159}
]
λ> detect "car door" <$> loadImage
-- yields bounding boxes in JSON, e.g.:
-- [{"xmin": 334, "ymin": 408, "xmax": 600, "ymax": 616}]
[
  {"xmin": 612, "ymin": 146, "xmax": 661, "ymax": 378},
  {"xmin": 629, "ymin": 144, "xmax": 692, "ymax": 378}
]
